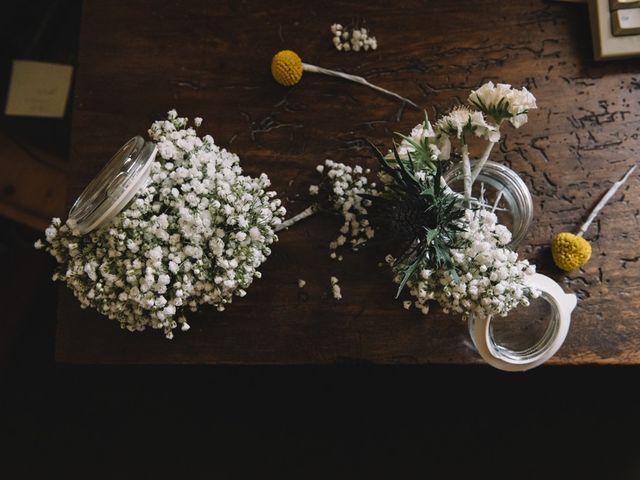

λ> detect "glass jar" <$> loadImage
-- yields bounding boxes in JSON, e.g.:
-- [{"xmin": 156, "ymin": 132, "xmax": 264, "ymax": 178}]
[
  {"xmin": 443, "ymin": 160, "xmax": 533, "ymax": 249},
  {"xmin": 468, "ymin": 274, "xmax": 576, "ymax": 371},
  {"xmin": 67, "ymin": 136, "xmax": 157, "ymax": 234},
  {"xmin": 443, "ymin": 160, "xmax": 576, "ymax": 371}
]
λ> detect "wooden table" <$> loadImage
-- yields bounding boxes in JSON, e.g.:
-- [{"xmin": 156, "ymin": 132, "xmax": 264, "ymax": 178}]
[{"xmin": 56, "ymin": 0, "xmax": 640, "ymax": 365}]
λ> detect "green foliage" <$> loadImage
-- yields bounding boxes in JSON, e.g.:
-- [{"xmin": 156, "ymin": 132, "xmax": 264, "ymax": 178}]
[
  {"xmin": 469, "ymin": 95, "xmax": 514, "ymax": 124},
  {"xmin": 392, "ymin": 113, "xmax": 437, "ymax": 173},
  {"xmin": 365, "ymin": 140, "xmax": 466, "ymax": 298}
]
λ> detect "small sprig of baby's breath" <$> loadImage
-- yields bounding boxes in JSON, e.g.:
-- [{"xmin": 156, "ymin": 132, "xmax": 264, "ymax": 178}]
[{"xmin": 330, "ymin": 22, "xmax": 378, "ymax": 52}]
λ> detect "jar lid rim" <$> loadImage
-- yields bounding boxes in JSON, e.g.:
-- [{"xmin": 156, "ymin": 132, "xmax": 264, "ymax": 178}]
[{"xmin": 67, "ymin": 136, "xmax": 157, "ymax": 234}]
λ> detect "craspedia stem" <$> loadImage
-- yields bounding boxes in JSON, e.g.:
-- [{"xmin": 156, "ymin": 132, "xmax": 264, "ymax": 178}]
[
  {"xmin": 270, "ymin": 50, "xmax": 417, "ymax": 108},
  {"xmin": 576, "ymin": 163, "xmax": 637, "ymax": 237},
  {"xmin": 303, "ymin": 63, "xmax": 418, "ymax": 108},
  {"xmin": 551, "ymin": 162, "xmax": 636, "ymax": 271}
]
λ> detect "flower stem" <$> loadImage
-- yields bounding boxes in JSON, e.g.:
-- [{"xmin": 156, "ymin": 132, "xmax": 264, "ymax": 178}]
[
  {"xmin": 470, "ymin": 141, "xmax": 496, "ymax": 184},
  {"xmin": 491, "ymin": 188, "xmax": 505, "ymax": 214},
  {"xmin": 461, "ymin": 143, "xmax": 472, "ymax": 203},
  {"xmin": 302, "ymin": 63, "xmax": 419, "ymax": 109},
  {"xmin": 576, "ymin": 163, "xmax": 637, "ymax": 237},
  {"xmin": 275, "ymin": 204, "xmax": 319, "ymax": 232},
  {"xmin": 440, "ymin": 176, "xmax": 508, "ymax": 212}
]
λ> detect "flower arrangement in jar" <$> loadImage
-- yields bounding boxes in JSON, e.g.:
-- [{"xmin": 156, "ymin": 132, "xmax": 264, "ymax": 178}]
[
  {"xmin": 303, "ymin": 82, "xmax": 541, "ymax": 319},
  {"xmin": 296, "ymin": 81, "xmax": 579, "ymax": 370},
  {"xmin": 36, "ymin": 111, "xmax": 285, "ymax": 338}
]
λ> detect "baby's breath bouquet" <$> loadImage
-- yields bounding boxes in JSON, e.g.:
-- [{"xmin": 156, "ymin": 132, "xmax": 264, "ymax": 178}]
[
  {"xmin": 37, "ymin": 111, "xmax": 285, "ymax": 338},
  {"xmin": 310, "ymin": 81, "xmax": 541, "ymax": 321}
]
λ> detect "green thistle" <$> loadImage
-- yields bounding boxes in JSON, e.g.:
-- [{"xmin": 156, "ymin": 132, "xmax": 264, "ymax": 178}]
[{"xmin": 364, "ymin": 140, "xmax": 466, "ymax": 298}]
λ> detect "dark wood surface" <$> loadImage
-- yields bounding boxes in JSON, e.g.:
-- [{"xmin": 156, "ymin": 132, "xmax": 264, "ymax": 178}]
[
  {"xmin": 0, "ymin": 2, "xmax": 80, "ymax": 230},
  {"xmin": 57, "ymin": 0, "xmax": 640, "ymax": 364},
  {"xmin": 0, "ymin": 130, "xmax": 67, "ymax": 230}
]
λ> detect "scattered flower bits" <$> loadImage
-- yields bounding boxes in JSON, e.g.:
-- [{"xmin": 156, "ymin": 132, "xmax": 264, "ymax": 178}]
[
  {"xmin": 298, "ymin": 279, "xmax": 307, "ymax": 288},
  {"xmin": 314, "ymin": 159, "xmax": 378, "ymax": 258},
  {"xmin": 37, "ymin": 110, "xmax": 286, "ymax": 338},
  {"xmin": 331, "ymin": 23, "xmax": 378, "ymax": 52},
  {"xmin": 330, "ymin": 276, "xmax": 342, "ymax": 300}
]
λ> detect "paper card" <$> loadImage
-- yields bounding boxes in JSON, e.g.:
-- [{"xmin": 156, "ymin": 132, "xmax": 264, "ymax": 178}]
[{"xmin": 4, "ymin": 60, "xmax": 74, "ymax": 118}]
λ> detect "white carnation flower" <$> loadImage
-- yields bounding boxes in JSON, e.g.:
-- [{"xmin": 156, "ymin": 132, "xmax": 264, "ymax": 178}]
[
  {"xmin": 468, "ymin": 81, "xmax": 537, "ymax": 128},
  {"xmin": 396, "ymin": 120, "xmax": 436, "ymax": 156},
  {"xmin": 436, "ymin": 106, "xmax": 498, "ymax": 142}
]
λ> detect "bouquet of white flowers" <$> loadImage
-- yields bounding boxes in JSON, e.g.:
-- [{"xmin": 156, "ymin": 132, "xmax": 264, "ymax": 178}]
[
  {"xmin": 307, "ymin": 81, "xmax": 540, "ymax": 321},
  {"xmin": 36, "ymin": 111, "xmax": 285, "ymax": 338}
]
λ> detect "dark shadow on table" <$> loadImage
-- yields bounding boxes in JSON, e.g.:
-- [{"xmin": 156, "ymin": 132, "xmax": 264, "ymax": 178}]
[{"xmin": 1, "ymin": 217, "xmax": 639, "ymax": 479}]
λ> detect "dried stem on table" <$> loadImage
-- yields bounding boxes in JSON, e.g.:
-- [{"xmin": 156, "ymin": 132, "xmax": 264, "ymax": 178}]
[
  {"xmin": 471, "ymin": 140, "xmax": 497, "ymax": 184},
  {"xmin": 461, "ymin": 143, "xmax": 472, "ymax": 203},
  {"xmin": 275, "ymin": 204, "xmax": 319, "ymax": 232}
]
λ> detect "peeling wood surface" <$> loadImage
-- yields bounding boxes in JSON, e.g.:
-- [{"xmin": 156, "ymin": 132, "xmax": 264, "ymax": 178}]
[{"xmin": 57, "ymin": 0, "xmax": 640, "ymax": 364}]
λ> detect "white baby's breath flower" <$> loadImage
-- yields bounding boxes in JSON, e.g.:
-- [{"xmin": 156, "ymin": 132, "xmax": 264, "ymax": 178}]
[
  {"xmin": 38, "ymin": 110, "xmax": 285, "ymax": 339},
  {"xmin": 330, "ymin": 276, "xmax": 342, "ymax": 300},
  {"xmin": 331, "ymin": 23, "xmax": 378, "ymax": 52},
  {"xmin": 392, "ymin": 209, "xmax": 537, "ymax": 320},
  {"xmin": 315, "ymin": 159, "xmax": 378, "ymax": 255}
]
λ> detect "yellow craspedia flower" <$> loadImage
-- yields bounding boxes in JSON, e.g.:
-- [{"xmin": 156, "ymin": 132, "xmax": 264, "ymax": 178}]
[
  {"xmin": 271, "ymin": 50, "xmax": 303, "ymax": 86},
  {"xmin": 551, "ymin": 232, "xmax": 592, "ymax": 271}
]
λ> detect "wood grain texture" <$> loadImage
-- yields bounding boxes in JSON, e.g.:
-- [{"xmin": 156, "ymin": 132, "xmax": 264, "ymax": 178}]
[
  {"xmin": 0, "ymin": 130, "xmax": 67, "ymax": 230},
  {"xmin": 56, "ymin": 0, "xmax": 640, "ymax": 364}
]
